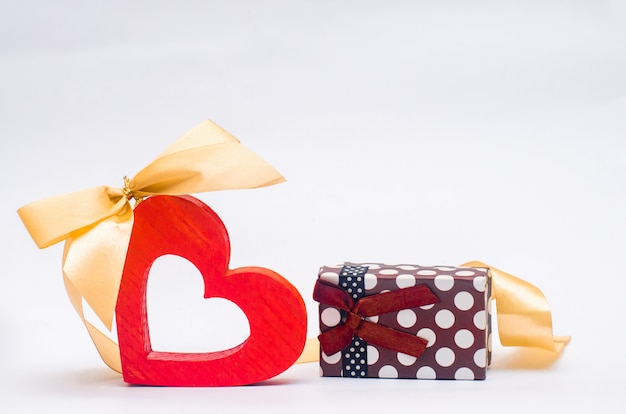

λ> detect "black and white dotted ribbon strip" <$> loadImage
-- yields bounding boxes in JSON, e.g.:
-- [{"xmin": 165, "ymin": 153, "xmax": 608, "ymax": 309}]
[{"xmin": 339, "ymin": 264, "xmax": 368, "ymax": 378}]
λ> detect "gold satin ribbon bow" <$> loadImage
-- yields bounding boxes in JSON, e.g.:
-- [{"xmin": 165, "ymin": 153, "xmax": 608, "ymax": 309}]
[{"xmin": 18, "ymin": 120, "xmax": 286, "ymax": 373}]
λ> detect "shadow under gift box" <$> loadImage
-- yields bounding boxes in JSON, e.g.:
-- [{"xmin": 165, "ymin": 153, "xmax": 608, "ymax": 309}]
[{"xmin": 317, "ymin": 263, "xmax": 492, "ymax": 380}]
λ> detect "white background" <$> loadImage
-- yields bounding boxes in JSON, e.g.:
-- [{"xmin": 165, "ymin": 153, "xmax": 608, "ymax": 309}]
[{"xmin": 1, "ymin": 1, "xmax": 625, "ymax": 412}]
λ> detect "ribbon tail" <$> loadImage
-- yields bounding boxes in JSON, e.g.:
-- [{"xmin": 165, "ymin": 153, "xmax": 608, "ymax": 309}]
[
  {"xmin": 83, "ymin": 322, "xmax": 122, "ymax": 373},
  {"xmin": 318, "ymin": 325, "xmax": 356, "ymax": 356},
  {"xmin": 58, "ymin": 211, "xmax": 132, "ymax": 373},
  {"xmin": 461, "ymin": 261, "xmax": 570, "ymax": 353},
  {"xmin": 295, "ymin": 337, "xmax": 320, "ymax": 364},
  {"xmin": 356, "ymin": 320, "xmax": 428, "ymax": 358},
  {"xmin": 62, "ymin": 211, "xmax": 133, "ymax": 330},
  {"xmin": 63, "ymin": 273, "xmax": 122, "ymax": 373}
]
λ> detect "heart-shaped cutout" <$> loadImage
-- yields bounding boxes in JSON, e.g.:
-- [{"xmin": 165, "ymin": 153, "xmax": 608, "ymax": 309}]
[
  {"xmin": 147, "ymin": 255, "xmax": 250, "ymax": 353},
  {"xmin": 116, "ymin": 195, "xmax": 307, "ymax": 386}
]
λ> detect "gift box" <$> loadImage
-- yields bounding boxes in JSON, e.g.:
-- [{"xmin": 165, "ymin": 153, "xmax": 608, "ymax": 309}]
[{"xmin": 315, "ymin": 263, "xmax": 492, "ymax": 380}]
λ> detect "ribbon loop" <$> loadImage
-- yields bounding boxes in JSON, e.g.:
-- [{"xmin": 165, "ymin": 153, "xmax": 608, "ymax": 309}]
[
  {"xmin": 314, "ymin": 279, "xmax": 439, "ymax": 357},
  {"xmin": 355, "ymin": 284, "xmax": 440, "ymax": 317},
  {"xmin": 312, "ymin": 277, "xmax": 354, "ymax": 311}
]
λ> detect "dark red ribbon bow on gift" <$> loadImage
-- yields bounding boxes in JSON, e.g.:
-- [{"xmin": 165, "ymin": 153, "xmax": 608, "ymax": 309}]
[{"xmin": 313, "ymin": 279, "xmax": 440, "ymax": 358}]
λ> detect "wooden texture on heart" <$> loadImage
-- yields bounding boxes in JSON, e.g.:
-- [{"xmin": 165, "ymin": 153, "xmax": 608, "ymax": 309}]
[{"xmin": 116, "ymin": 195, "xmax": 307, "ymax": 386}]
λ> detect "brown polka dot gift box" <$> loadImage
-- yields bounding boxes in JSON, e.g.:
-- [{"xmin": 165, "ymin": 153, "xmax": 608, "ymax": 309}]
[{"xmin": 313, "ymin": 262, "xmax": 570, "ymax": 380}]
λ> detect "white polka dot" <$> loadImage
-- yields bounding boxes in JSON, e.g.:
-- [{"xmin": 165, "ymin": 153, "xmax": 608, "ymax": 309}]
[
  {"xmin": 454, "ymin": 291, "xmax": 474, "ymax": 311},
  {"xmin": 398, "ymin": 265, "xmax": 418, "ymax": 271},
  {"xmin": 395, "ymin": 274, "xmax": 416, "ymax": 288},
  {"xmin": 366, "ymin": 315, "xmax": 379, "ymax": 323},
  {"xmin": 380, "ymin": 268, "xmax": 399, "ymax": 275},
  {"xmin": 434, "ymin": 275, "xmax": 454, "ymax": 291},
  {"xmin": 322, "ymin": 351, "xmax": 341, "ymax": 364},
  {"xmin": 416, "ymin": 366, "xmax": 436, "ymax": 379},
  {"xmin": 364, "ymin": 274, "xmax": 378, "ymax": 290},
  {"xmin": 363, "ymin": 264, "xmax": 381, "ymax": 269},
  {"xmin": 417, "ymin": 328, "xmax": 436, "ymax": 347},
  {"xmin": 473, "ymin": 310, "xmax": 486, "ymax": 330},
  {"xmin": 319, "ymin": 367, "xmax": 324, "ymax": 376},
  {"xmin": 435, "ymin": 309, "xmax": 455, "ymax": 329},
  {"xmin": 367, "ymin": 345, "xmax": 379, "ymax": 365},
  {"xmin": 455, "ymin": 269, "xmax": 476, "ymax": 277},
  {"xmin": 417, "ymin": 269, "xmax": 437, "ymax": 276},
  {"xmin": 455, "ymin": 367, "xmax": 475, "ymax": 380},
  {"xmin": 397, "ymin": 352, "xmax": 417, "ymax": 366},
  {"xmin": 321, "ymin": 308, "xmax": 341, "ymax": 327},
  {"xmin": 454, "ymin": 329, "xmax": 475, "ymax": 349},
  {"xmin": 435, "ymin": 347, "xmax": 455, "ymax": 367},
  {"xmin": 435, "ymin": 266, "xmax": 455, "ymax": 271},
  {"xmin": 325, "ymin": 264, "xmax": 344, "ymax": 269},
  {"xmin": 320, "ymin": 272, "xmax": 339, "ymax": 285},
  {"xmin": 378, "ymin": 365, "xmax": 399, "ymax": 378},
  {"xmin": 473, "ymin": 276, "xmax": 486, "ymax": 292},
  {"xmin": 474, "ymin": 348, "xmax": 487, "ymax": 368},
  {"xmin": 397, "ymin": 309, "xmax": 417, "ymax": 328},
  {"xmin": 420, "ymin": 304, "xmax": 435, "ymax": 310}
]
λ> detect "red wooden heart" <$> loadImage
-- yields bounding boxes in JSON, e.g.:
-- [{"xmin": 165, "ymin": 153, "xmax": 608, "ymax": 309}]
[{"xmin": 116, "ymin": 195, "xmax": 307, "ymax": 386}]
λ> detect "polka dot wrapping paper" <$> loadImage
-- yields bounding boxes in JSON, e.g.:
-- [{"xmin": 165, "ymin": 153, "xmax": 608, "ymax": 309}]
[{"xmin": 317, "ymin": 263, "xmax": 492, "ymax": 380}]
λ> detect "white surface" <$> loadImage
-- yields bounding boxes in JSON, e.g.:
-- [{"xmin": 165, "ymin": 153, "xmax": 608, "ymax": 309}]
[{"xmin": 1, "ymin": 1, "xmax": 625, "ymax": 412}]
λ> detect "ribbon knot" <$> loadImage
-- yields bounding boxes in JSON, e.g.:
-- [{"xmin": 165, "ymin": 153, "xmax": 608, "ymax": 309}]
[
  {"xmin": 313, "ymin": 279, "xmax": 440, "ymax": 358},
  {"xmin": 122, "ymin": 176, "xmax": 143, "ymax": 204},
  {"xmin": 344, "ymin": 311, "xmax": 364, "ymax": 331}
]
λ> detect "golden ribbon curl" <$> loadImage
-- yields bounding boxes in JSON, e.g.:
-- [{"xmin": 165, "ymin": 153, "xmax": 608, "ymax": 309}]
[
  {"xmin": 461, "ymin": 261, "xmax": 570, "ymax": 353},
  {"xmin": 18, "ymin": 120, "xmax": 286, "ymax": 373}
]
